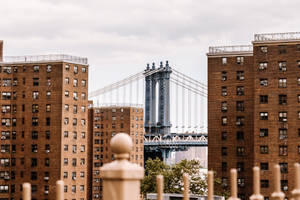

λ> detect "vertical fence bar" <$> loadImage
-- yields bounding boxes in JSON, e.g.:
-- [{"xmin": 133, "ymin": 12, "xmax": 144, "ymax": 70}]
[
  {"xmin": 228, "ymin": 169, "xmax": 239, "ymax": 200},
  {"xmin": 56, "ymin": 180, "xmax": 64, "ymax": 200},
  {"xmin": 22, "ymin": 183, "xmax": 31, "ymax": 200},
  {"xmin": 208, "ymin": 171, "xmax": 214, "ymax": 200},
  {"xmin": 183, "ymin": 173, "xmax": 190, "ymax": 200},
  {"xmin": 156, "ymin": 175, "xmax": 164, "ymax": 200},
  {"xmin": 292, "ymin": 163, "xmax": 300, "ymax": 200},
  {"xmin": 250, "ymin": 167, "xmax": 263, "ymax": 200},
  {"xmin": 271, "ymin": 164, "xmax": 285, "ymax": 200}
]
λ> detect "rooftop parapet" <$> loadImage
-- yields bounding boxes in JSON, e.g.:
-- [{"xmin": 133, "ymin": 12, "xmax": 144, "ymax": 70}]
[
  {"xmin": 1, "ymin": 54, "xmax": 88, "ymax": 65},
  {"xmin": 207, "ymin": 45, "xmax": 253, "ymax": 55},
  {"xmin": 254, "ymin": 32, "xmax": 300, "ymax": 43}
]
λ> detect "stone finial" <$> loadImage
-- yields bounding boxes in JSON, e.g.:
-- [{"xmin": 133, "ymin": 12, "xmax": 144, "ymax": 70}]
[
  {"xmin": 208, "ymin": 171, "xmax": 214, "ymax": 200},
  {"xmin": 166, "ymin": 60, "xmax": 169, "ymax": 67},
  {"xmin": 110, "ymin": 132, "xmax": 132, "ymax": 159},
  {"xmin": 250, "ymin": 167, "xmax": 263, "ymax": 200},
  {"xmin": 22, "ymin": 183, "xmax": 31, "ymax": 200},
  {"xmin": 160, "ymin": 61, "xmax": 163, "ymax": 68},
  {"xmin": 183, "ymin": 173, "xmax": 190, "ymax": 200},
  {"xmin": 228, "ymin": 169, "xmax": 240, "ymax": 200},
  {"xmin": 271, "ymin": 164, "xmax": 285, "ymax": 200},
  {"xmin": 100, "ymin": 133, "xmax": 144, "ymax": 200},
  {"xmin": 146, "ymin": 63, "xmax": 150, "ymax": 70},
  {"xmin": 292, "ymin": 163, "xmax": 300, "ymax": 200}
]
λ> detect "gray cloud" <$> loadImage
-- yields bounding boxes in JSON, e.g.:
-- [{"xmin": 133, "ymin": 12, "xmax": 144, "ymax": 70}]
[{"xmin": 1, "ymin": 0, "xmax": 300, "ymax": 92}]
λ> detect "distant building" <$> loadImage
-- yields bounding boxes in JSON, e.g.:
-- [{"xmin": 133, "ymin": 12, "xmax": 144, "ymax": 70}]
[
  {"xmin": 0, "ymin": 42, "xmax": 89, "ymax": 200},
  {"xmin": 88, "ymin": 105, "xmax": 144, "ymax": 200},
  {"xmin": 174, "ymin": 147, "xmax": 207, "ymax": 168},
  {"xmin": 208, "ymin": 32, "xmax": 300, "ymax": 199}
]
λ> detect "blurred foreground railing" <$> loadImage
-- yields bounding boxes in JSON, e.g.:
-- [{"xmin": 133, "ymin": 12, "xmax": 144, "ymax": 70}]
[{"xmin": 20, "ymin": 133, "xmax": 300, "ymax": 200}]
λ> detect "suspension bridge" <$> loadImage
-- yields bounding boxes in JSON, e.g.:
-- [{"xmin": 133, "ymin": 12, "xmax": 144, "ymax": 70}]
[{"xmin": 89, "ymin": 61, "xmax": 208, "ymax": 161}]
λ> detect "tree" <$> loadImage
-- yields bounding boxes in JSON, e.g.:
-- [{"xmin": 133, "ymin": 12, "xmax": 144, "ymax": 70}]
[{"xmin": 141, "ymin": 158, "xmax": 229, "ymax": 198}]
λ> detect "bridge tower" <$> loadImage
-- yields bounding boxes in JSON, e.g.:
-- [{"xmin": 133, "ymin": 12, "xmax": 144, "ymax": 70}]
[{"xmin": 144, "ymin": 61, "xmax": 172, "ymax": 136}]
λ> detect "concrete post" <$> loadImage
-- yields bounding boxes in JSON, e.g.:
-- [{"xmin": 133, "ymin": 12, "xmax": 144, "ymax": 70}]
[
  {"xmin": 156, "ymin": 175, "xmax": 163, "ymax": 200},
  {"xmin": 250, "ymin": 167, "xmax": 263, "ymax": 200},
  {"xmin": 22, "ymin": 183, "xmax": 31, "ymax": 200},
  {"xmin": 228, "ymin": 169, "xmax": 240, "ymax": 200},
  {"xmin": 56, "ymin": 180, "xmax": 64, "ymax": 200},
  {"xmin": 208, "ymin": 171, "xmax": 214, "ymax": 200},
  {"xmin": 292, "ymin": 163, "xmax": 300, "ymax": 200},
  {"xmin": 271, "ymin": 164, "xmax": 285, "ymax": 200},
  {"xmin": 183, "ymin": 173, "xmax": 190, "ymax": 200},
  {"xmin": 100, "ymin": 133, "xmax": 144, "ymax": 200}
]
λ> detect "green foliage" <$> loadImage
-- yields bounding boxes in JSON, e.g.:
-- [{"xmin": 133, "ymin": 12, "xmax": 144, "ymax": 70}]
[{"xmin": 141, "ymin": 158, "xmax": 228, "ymax": 198}]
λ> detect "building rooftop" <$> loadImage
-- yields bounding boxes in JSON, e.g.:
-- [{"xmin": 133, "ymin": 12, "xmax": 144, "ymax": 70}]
[
  {"xmin": 0, "ymin": 54, "xmax": 88, "ymax": 65},
  {"xmin": 254, "ymin": 32, "xmax": 300, "ymax": 43},
  {"xmin": 207, "ymin": 45, "xmax": 253, "ymax": 55}
]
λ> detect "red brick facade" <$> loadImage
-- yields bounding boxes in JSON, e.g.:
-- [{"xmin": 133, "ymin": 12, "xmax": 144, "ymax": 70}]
[
  {"xmin": 88, "ymin": 106, "xmax": 144, "ymax": 200},
  {"xmin": 0, "ymin": 58, "xmax": 89, "ymax": 200},
  {"xmin": 208, "ymin": 37, "xmax": 300, "ymax": 199}
]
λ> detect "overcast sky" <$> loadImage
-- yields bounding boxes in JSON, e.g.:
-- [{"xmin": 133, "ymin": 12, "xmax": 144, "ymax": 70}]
[{"xmin": 1, "ymin": 0, "xmax": 300, "ymax": 92}]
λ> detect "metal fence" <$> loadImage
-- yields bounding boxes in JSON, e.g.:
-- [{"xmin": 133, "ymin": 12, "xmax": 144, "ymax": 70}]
[{"xmin": 20, "ymin": 133, "xmax": 300, "ymax": 200}]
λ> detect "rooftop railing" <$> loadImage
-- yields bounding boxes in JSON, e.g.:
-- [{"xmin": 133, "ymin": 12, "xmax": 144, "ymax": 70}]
[
  {"xmin": 254, "ymin": 32, "xmax": 300, "ymax": 42},
  {"xmin": 208, "ymin": 45, "xmax": 253, "ymax": 54},
  {"xmin": 2, "ymin": 54, "xmax": 88, "ymax": 65}
]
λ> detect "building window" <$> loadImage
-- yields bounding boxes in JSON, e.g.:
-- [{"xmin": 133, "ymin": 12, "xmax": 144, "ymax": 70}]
[
  {"xmin": 65, "ymin": 64, "xmax": 70, "ymax": 71},
  {"xmin": 32, "ymin": 104, "xmax": 39, "ymax": 113},
  {"xmin": 81, "ymin": 92, "xmax": 86, "ymax": 99},
  {"xmin": 74, "ymin": 66, "xmax": 78, "ymax": 74},
  {"xmin": 46, "ymin": 131, "xmax": 50, "ymax": 139},
  {"xmin": 236, "ymin": 56, "xmax": 244, "ymax": 64},
  {"xmin": 222, "ymin": 177, "xmax": 228, "ymax": 188},
  {"xmin": 73, "ymin": 118, "xmax": 77, "ymax": 126},
  {"xmin": 298, "ymin": 111, "xmax": 300, "ymax": 119},
  {"xmin": 46, "ymin": 117, "xmax": 50, "ymax": 126},
  {"xmin": 237, "ymin": 162, "xmax": 244, "ymax": 172},
  {"xmin": 33, "ymin": 78, "xmax": 39, "ymax": 86},
  {"xmin": 46, "ymin": 104, "xmax": 51, "ymax": 112},
  {"xmin": 221, "ymin": 101, "xmax": 227, "ymax": 112},
  {"xmin": 222, "ymin": 57, "xmax": 227, "ymax": 65},
  {"xmin": 221, "ymin": 147, "xmax": 227, "ymax": 156},
  {"xmin": 221, "ymin": 117, "xmax": 227, "ymax": 126},
  {"xmin": 46, "ymin": 65, "xmax": 52, "ymax": 72},
  {"xmin": 261, "ymin": 180, "xmax": 269, "ymax": 188},
  {"xmin": 260, "ymin": 78, "xmax": 268, "ymax": 86},
  {"xmin": 32, "ymin": 91, "xmax": 39, "ymax": 99},
  {"xmin": 73, "ymin": 92, "xmax": 78, "ymax": 100},
  {"xmin": 279, "ymin": 95, "xmax": 287, "ymax": 105},
  {"xmin": 221, "ymin": 87, "xmax": 227, "ymax": 96},
  {"xmin": 236, "ymin": 131, "xmax": 244, "ymax": 140},
  {"xmin": 259, "ymin": 128, "xmax": 269, "ymax": 137},
  {"xmin": 46, "ymin": 91, "xmax": 51, "ymax": 98},
  {"xmin": 279, "ymin": 129, "xmax": 287, "ymax": 140},
  {"xmin": 236, "ymin": 86, "xmax": 244, "ymax": 96},
  {"xmin": 65, "ymin": 77, "xmax": 69, "ymax": 84},
  {"xmin": 82, "ymin": 67, "xmax": 86, "ymax": 73},
  {"xmin": 259, "ymin": 112, "xmax": 268, "ymax": 120},
  {"xmin": 221, "ymin": 71, "xmax": 227, "ymax": 81},
  {"xmin": 278, "ymin": 61, "xmax": 287, "ymax": 72},
  {"xmin": 65, "ymin": 104, "xmax": 69, "ymax": 111},
  {"xmin": 260, "ymin": 146, "xmax": 268, "ymax": 154},
  {"xmin": 32, "ymin": 118, "xmax": 38, "ymax": 126},
  {"xmin": 279, "ymin": 146, "xmax": 288, "ymax": 156},
  {"xmin": 279, "ymin": 163, "xmax": 288, "ymax": 174},
  {"xmin": 221, "ymin": 162, "xmax": 227, "ymax": 171},
  {"xmin": 236, "ymin": 71, "xmax": 244, "ymax": 80},
  {"xmin": 236, "ymin": 101, "xmax": 244, "ymax": 111},
  {"xmin": 73, "ymin": 105, "xmax": 77, "ymax": 114},
  {"xmin": 260, "ymin": 95, "xmax": 268, "ymax": 104},
  {"xmin": 64, "ymin": 158, "xmax": 68, "ymax": 165},
  {"xmin": 278, "ymin": 45, "xmax": 287, "ymax": 54},
  {"xmin": 33, "ymin": 66, "xmax": 39, "ymax": 72},
  {"xmin": 237, "ymin": 178, "xmax": 245, "ymax": 188},
  {"xmin": 73, "ymin": 79, "xmax": 78, "ymax": 87},
  {"xmin": 64, "ymin": 131, "xmax": 68, "ymax": 138},
  {"xmin": 64, "ymin": 118, "xmax": 69, "ymax": 125},
  {"xmin": 260, "ymin": 46, "xmax": 268, "ymax": 53},
  {"xmin": 279, "ymin": 112, "xmax": 287, "ymax": 122},
  {"xmin": 261, "ymin": 163, "xmax": 269, "ymax": 170},
  {"xmin": 259, "ymin": 62, "xmax": 268, "ymax": 70},
  {"xmin": 221, "ymin": 132, "xmax": 227, "ymax": 140},
  {"xmin": 281, "ymin": 180, "xmax": 288, "ymax": 191},
  {"xmin": 81, "ymin": 80, "xmax": 86, "ymax": 87},
  {"xmin": 278, "ymin": 78, "xmax": 287, "ymax": 88},
  {"xmin": 237, "ymin": 147, "xmax": 245, "ymax": 156},
  {"xmin": 32, "ymin": 131, "xmax": 38, "ymax": 140},
  {"xmin": 65, "ymin": 91, "xmax": 69, "ymax": 97},
  {"xmin": 47, "ymin": 78, "xmax": 51, "ymax": 86}
]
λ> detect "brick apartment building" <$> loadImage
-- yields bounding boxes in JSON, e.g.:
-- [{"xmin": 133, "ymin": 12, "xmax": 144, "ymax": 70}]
[
  {"xmin": 88, "ymin": 105, "xmax": 144, "ymax": 200},
  {"xmin": 208, "ymin": 32, "xmax": 300, "ymax": 199},
  {"xmin": 0, "ymin": 41, "xmax": 89, "ymax": 200}
]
